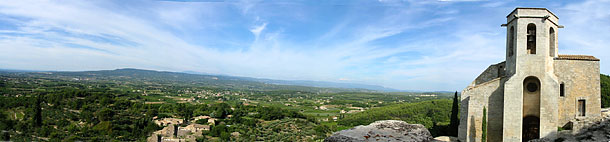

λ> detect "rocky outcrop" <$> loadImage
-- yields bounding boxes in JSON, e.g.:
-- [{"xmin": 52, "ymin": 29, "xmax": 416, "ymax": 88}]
[
  {"xmin": 324, "ymin": 120, "xmax": 433, "ymax": 142},
  {"xmin": 530, "ymin": 108, "xmax": 610, "ymax": 142}
]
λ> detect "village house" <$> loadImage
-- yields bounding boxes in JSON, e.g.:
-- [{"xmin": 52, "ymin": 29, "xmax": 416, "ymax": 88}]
[
  {"xmin": 207, "ymin": 118, "xmax": 216, "ymax": 125},
  {"xmin": 192, "ymin": 115, "xmax": 211, "ymax": 122},
  {"xmin": 153, "ymin": 118, "xmax": 183, "ymax": 126},
  {"xmin": 147, "ymin": 123, "xmax": 210, "ymax": 142}
]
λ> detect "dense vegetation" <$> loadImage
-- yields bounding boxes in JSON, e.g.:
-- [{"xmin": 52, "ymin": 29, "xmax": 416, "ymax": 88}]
[
  {"xmin": 338, "ymin": 99, "xmax": 453, "ymax": 136},
  {"xmin": 602, "ymin": 74, "xmax": 610, "ymax": 108},
  {"xmin": 1, "ymin": 68, "xmax": 607, "ymax": 141},
  {"xmin": 0, "ymin": 88, "xmax": 320, "ymax": 141},
  {"xmin": 0, "ymin": 69, "xmax": 453, "ymax": 141},
  {"xmin": 0, "ymin": 88, "xmax": 161, "ymax": 141}
]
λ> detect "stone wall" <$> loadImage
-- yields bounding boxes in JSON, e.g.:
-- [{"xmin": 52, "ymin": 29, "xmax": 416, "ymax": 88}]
[
  {"xmin": 554, "ymin": 59, "xmax": 601, "ymax": 126},
  {"xmin": 459, "ymin": 77, "xmax": 504, "ymax": 142},
  {"xmin": 471, "ymin": 62, "xmax": 505, "ymax": 87}
]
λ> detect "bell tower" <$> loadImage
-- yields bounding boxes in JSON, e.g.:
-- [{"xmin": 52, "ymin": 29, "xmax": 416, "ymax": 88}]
[
  {"xmin": 504, "ymin": 8, "xmax": 560, "ymax": 77},
  {"xmin": 502, "ymin": 8, "xmax": 562, "ymax": 142}
]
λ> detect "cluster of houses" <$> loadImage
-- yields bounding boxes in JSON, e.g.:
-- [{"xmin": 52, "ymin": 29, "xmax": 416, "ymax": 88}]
[{"xmin": 147, "ymin": 116, "xmax": 216, "ymax": 142}]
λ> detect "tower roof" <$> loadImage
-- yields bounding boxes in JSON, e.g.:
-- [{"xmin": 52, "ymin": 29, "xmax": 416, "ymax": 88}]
[{"xmin": 507, "ymin": 7, "xmax": 559, "ymax": 19}]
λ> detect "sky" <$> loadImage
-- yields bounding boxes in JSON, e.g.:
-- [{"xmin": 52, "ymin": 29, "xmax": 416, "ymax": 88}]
[{"xmin": 0, "ymin": 0, "xmax": 609, "ymax": 91}]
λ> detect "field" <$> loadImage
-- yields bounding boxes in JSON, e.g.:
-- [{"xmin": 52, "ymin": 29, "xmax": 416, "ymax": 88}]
[{"xmin": 0, "ymin": 69, "xmax": 455, "ymax": 141}]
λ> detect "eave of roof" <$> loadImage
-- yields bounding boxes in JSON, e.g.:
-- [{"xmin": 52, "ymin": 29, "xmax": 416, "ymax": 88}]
[{"xmin": 555, "ymin": 54, "xmax": 600, "ymax": 61}]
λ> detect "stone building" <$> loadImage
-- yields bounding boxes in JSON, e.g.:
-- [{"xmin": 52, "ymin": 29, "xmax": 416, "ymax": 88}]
[{"xmin": 459, "ymin": 8, "xmax": 602, "ymax": 142}]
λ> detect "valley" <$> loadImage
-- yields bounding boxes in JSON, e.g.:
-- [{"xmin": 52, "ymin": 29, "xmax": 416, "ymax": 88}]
[{"xmin": 0, "ymin": 69, "xmax": 453, "ymax": 141}]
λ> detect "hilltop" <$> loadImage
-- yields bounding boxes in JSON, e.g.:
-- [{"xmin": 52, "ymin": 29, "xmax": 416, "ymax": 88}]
[{"xmin": 2, "ymin": 68, "xmax": 405, "ymax": 93}]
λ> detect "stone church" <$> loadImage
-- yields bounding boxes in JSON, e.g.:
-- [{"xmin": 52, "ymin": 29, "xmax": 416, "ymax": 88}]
[{"xmin": 459, "ymin": 8, "xmax": 601, "ymax": 142}]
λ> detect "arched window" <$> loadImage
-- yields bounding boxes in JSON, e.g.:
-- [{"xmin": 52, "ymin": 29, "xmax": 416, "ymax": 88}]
[
  {"xmin": 527, "ymin": 24, "xmax": 536, "ymax": 54},
  {"xmin": 549, "ymin": 28, "xmax": 556, "ymax": 57},
  {"xmin": 509, "ymin": 26, "xmax": 515, "ymax": 56}
]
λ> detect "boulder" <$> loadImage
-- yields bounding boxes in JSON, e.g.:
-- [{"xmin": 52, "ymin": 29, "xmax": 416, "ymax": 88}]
[
  {"xmin": 529, "ymin": 110, "xmax": 610, "ymax": 142},
  {"xmin": 433, "ymin": 136, "xmax": 458, "ymax": 142},
  {"xmin": 324, "ymin": 120, "xmax": 433, "ymax": 142}
]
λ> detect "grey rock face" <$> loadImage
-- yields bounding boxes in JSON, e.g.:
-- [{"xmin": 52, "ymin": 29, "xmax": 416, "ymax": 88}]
[
  {"xmin": 324, "ymin": 120, "xmax": 433, "ymax": 142},
  {"xmin": 529, "ymin": 109, "xmax": 610, "ymax": 142}
]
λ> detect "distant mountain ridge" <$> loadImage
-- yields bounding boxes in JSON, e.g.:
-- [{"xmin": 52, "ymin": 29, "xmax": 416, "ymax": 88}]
[
  {"xmin": 183, "ymin": 69, "xmax": 401, "ymax": 91},
  {"xmin": 0, "ymin": 68, "xmax": 404, "ymax": 92},
  {"xmin": 0, "ymin": 68, "xmax": 455, "ymax": 92}
]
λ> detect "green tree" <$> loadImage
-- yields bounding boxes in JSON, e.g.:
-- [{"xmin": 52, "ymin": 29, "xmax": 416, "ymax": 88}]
[
  {"xmin": 93, "ymin": 121, "xmax": 113, "ymax": 135},
  {"xmin": 314, "ymin": 125, "xmax": 330, "ymax": 136},
  {"xmin": 210, "ymin": 103, "xmax": 230, "ymax": 119},
  {"xmin": 97, "ymin": 108, "xmax": 114, "ymax": 121},
  {"xmin": 481, "ymin": 107, "xmax": 487, "ymax": 142},
  {"xmin": 145, "ymin": 109, "xmax": 158, "ymax": 118},
  {"xmin": 1, "ymin": 131, "xmax": 9, "ymax": 141},
  {"xmin": 210, "ymin": 125, "xmax": 227, "ymax": 137},
  {"xmin": 176, "ymin": 103, "xmax": 194, "ymax": 122},
  {"xmin": 195, "ymin": 119, "xmax": 208, "ymax": 125},
  {"xmin": 34, "ymin": 93, "xmax": 43, "ymax": 128},
  {"xmin": 449, "ymin": 91, "xmax": 460, "ymax": 136},
  {"xmin": 80, "ymin": 104, "xmax": 96, "ymax": 123},
  {"xmin": 220, "ymin": 132, "xmax": 230, "ymax": 141}
]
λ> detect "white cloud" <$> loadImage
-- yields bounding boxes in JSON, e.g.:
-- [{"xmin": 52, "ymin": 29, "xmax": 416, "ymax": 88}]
[
  {"xmin": 0, "ymin": 0, "xmax": 606, "ymax": 91},
  {"xmin": 249, "ymin": 22, "xmax": 267, "ymax": 39},
  {"xmin": 557, "ymin": 0, "xmax": 610, "ymax": 74}
]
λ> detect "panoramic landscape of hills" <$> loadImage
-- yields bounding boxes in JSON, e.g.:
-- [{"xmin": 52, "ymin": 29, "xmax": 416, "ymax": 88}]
[
  {"xmin": 1, "ymin": 0, "xmax": 610, "ymax": 142},
  {"xmin": 0, "ymin": 68, "xmax": 457, "ymax": 141}
]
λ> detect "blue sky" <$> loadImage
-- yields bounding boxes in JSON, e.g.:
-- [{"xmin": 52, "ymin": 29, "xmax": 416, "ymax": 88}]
[{"xmin": 0, "ymin": 0, "xmax": 608, "ymax": 91}]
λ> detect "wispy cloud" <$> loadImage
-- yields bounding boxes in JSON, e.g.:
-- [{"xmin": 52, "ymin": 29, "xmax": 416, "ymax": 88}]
[
  {"xmin": 556, "ymin": 0, "xmax": 610, "ymax": 74},
  {"xmin": 249, "ymin": 22, "xmax": 267, "ymax": 39},
  {"xmin": 0, "ymin": 0, "xmax": 606, "ymax": 91}
]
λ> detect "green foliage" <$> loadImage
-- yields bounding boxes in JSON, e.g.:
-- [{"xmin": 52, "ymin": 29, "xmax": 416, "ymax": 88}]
[
  {"xmin": 339, "ymin": 100, "xmax": 451, "ymax": 127},
  {"xmin": 210, "ymin": 103, "xmax": 230, "ymax": 119},
  {"xmin": 236, "ymin": 118, "xmax": 320, "ymax": 142},
  {"xmin": 210, "ymin": 125, "xmax": 227, "ymax": 137},
  {"xmin": 482, "ymin": 107, "xmax": 487, "ymax": 142},
  {"xmin": 0, "ymin": 69, "xmax": 454, "ymax": 141},
  {"xmin": 1, "ymin": 131, "xmax": 9, "ymax": 141},
  {"xmin": 93, "ymin": 121, "xmax": 112, "ymax": 135},
  {"xmin": 146, "ymin": 109, "xmax": 158, "ymax": 118},
  {"xmin": 0, "ymin": 111, "xmax": 13, "ymax": 131},
  {"xmin": 195, "ymin": 119, "xmax": 209, "ymax": 125},
  {"xmin": 176, "ymin": 103, "xmax": 195, "ymax": 122},
  {"xmin": 449, "ymin": 91, "xmax": 460, "ymax": 136},
  {"xmin": 34, "ymin": 94, "xmax": 42, "ymax": 128},
  {"xmin": 314, "ymin": 124, "xmax": 331, "ymax": 138},
  {"xmin": 97, "ymin": 107, "xmax": 114, "ymax": 121},
  {"xmin": 220, "ymin": 132, "xmax": 230, "ymax": 141},
  {"xmin": 601, "ymin": 74, "xmax": 610, "ymax": 108},
  {"xmin": 254, "ymin": 106, "xmax": 307, "ymax": 121}
]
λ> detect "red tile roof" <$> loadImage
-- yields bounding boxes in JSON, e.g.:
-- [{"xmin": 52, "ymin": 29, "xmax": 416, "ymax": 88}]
[{"xmin": 556, "ymin": 54, "xmax": 599, "ymax": 61}]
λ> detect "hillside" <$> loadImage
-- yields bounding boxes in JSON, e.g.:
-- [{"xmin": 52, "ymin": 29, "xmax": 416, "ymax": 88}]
[
  {"xmin": 602, "ymin": 74, "xmax": 610, "ymax": 108},
  {"xmin": 338, "ymin": 99, "xmax": 453, "ymax": 136},
  {"xmin": 3, "ymin": 68, "xmax": 389, "ymax": 93},
  {"xmin": 0, "ymin": 69, "xmax": 451, "ymax": 141}
]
